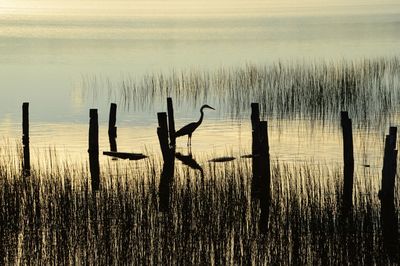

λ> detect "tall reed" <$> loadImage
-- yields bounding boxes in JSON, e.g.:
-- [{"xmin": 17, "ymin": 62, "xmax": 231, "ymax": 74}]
[{"xmin": 79, "ymin": 57, "xmax": 400, "ymax": 127}]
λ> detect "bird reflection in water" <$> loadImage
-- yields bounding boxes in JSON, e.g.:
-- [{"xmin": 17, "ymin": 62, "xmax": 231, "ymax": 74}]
[{"xmin": 175, "ymin": 152, "xmax": 204, "ymax": 180}]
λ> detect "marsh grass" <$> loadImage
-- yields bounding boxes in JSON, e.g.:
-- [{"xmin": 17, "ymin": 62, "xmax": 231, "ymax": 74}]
[
  {"xmin": 80, "ymin": 57, "xmax": 400, "ymax": 127},
  {"xmin": 0, "ymin": 147, "xmax": 398, "ymax": 264}
]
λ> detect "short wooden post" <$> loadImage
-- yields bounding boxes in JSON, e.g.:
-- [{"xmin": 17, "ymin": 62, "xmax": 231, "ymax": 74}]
[
  {"xmin": 22, "ymin": 102, "xmax": 30, "ymax": 176},
  {"xmin": 259, "ymin": 121, "xmax": 271, "ymax": 234},
  {"xmin": 108, "ymin": 103, "xmax": 117, "ymax": 152},
  {"xmin": 251, "ymin": 103, "xmax": 261, "ymax": 153},
  {"xmin": 167, "ymin": 97, "xmax": 176, "ymax": 148},
  {"xmin": 157, "ymin": 112, "xmax": 170, "ymax": 162},
  {"xmin": 379, "ymin": 126, "xmax": 398, "ymax": 261},
  {"xmin": 89, "ymin": 109, "xmax": 100, "ymax": 191},
  {"xmin": 251, "ymin": 103, "xmax": 261, "ymax": 198},
  {"xmin": 340, "ymin": 111, "xmax": 354, "ymax": 212}
]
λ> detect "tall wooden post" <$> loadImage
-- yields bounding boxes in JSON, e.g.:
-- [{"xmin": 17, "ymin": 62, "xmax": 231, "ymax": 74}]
[
  {"xmin": 380, "ymin": 127, "xmax": 397, "ymax": 201},
  {"xmin": 22, "ymin": 102, "xmax": 30, "ymax": 176},
  {"xmin": 89, "ymin": 109, "xmax": 100, "ymax": 191},
  {"xmin": 108, "ymin": 103, "xmax": 117, "ymax": 152},
  {"xmin": 251, "ymin": 103, "xmax": 261, "ymax": 198},
  {"xmin": 340, "ymin": 111, "xmax": 354, "ymax": 212},
  {"xmin": 167, "ymin": 97, "xmax": 176, "ymax": 148},
  {"xmin": 157, "ymin": 104, "xmax": 175, "ymax": 213},
  {"xmin": 379, "ymin": 127, "xmax": 398, "ymax": 261},
  {"xmin": 259, "ymin": 121, "xmax": 271, "ymax": 234}
]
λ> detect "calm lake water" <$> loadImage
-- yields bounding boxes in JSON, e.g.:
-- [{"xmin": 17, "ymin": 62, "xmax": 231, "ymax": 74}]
[{"xmin": 1, "ymin": 0, "xmax": 400, "ymax": 167}]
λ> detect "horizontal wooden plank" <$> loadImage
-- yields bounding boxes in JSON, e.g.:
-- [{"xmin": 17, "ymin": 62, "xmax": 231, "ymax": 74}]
[{"xmin": 103, "ymin": 151, "xmax": 147, "ymax": 160}]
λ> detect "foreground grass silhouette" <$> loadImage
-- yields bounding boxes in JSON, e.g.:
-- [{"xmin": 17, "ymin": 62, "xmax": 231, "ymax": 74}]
[{"xmin": 0, "ymin": 147, "xmax": 398, "ymax": 264}]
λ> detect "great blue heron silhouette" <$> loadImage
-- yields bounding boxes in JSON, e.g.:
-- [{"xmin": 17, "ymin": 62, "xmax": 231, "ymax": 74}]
[{"xmin": 175, "ymin": 104, "xmax": 215, "ymax": 147}]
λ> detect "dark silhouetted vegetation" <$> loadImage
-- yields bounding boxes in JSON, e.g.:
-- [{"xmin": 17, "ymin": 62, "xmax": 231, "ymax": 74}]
[
  {"xmin": 80, "ymin": 57, "xmax": 400, "ymax": 127},
  {"xmin": 0, "ymin": 147, "xmax": 398, "ymax": 264}
]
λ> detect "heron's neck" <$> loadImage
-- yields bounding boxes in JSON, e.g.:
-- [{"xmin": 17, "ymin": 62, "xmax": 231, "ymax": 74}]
[{"xmin": 197, "ymin": 108, "xmax": 204, "ymax": 125}]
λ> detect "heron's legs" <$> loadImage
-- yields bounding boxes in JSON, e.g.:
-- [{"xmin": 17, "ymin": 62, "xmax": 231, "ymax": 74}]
[
  {"xmin": 188, "ymin": 134, "xmax": 192, "ymax": 147},
  {"xmin": 187, "ymin": 135, "xmax": 192, "ymax": 155}
]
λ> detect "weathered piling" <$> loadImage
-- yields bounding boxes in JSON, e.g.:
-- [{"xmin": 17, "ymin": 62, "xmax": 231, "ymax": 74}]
[
  {"xmin": 89, "ymin": 109, "xmax": 100, "ymax": 191},
  {"xmin": 250, "ymin": 103, "xmax": 271, "ymax": 233},
  {"xmin": 251, "ymin": 103, "xmax": 261, "ymax": 154},
  {"xmin": 157, "ymin": 99, "xmax": 176, "ymax": 213},
  {"xmin": 251, "ymin": 103, "xmax": 261, "ymax": 197},
  {"xmin": 22, "ymin": 102, "xmax": 30, "ymax": 176},
  {"xmin": 379, "ymin": 127, "xmax": 398, "ymax": 260},
  {"xmin": 108, "ymin": 103, "xmax": 117, "ymax": 152},
  {"xmin": 380, "ymin": 127, "xmax": 397, "ymax": 202},
  {"xmin": 157, "ymin": 112, "xmax": 171, "ymax": 162},
  {"xmin": 340, "ymin": 111, "xmax": 354, "ymax": 212},
  {"xmin": 258, "ymin": 121, "xmax": 271, "ymax": 234},
  {"xmin": 167, "ymin": 97, "xmax": 176, "ymax": 147}
]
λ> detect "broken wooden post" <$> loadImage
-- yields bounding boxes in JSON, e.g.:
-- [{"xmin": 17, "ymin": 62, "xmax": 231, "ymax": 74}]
[
  {"xmin": 157, "ymin": 103, "xmax": 175, "ymax": 213},
  {"xmin": 108, "ymin": 103, "xmax": 117, "ymax": 152},
  {"xmin": 379, "ymin": 127, "xmax": 398, "ymax": 260},
  {"xmin": 340, "ymin": 111, "xmax": 354, "ymax": 212},
  {"xmin": 157, "ymin": 112, "xmax": 171, "ymax": 162},
  {"xmin": 22, "ymin": 102, "xmax": 30, "ymax": 176},
  {"xmin": 251, "ymin": 103, "xmax": 261, "ymax": 198},
  {"xmin": 89, "ymin": 109, "xmax": 100, "ymax": 191},
  {"xmin": 259, "ymin": 121, "xmax": 271, "ymax": 234},
  {"xmin": 167, "ymin": 97, "xmax": 176, "ymax": 148}
]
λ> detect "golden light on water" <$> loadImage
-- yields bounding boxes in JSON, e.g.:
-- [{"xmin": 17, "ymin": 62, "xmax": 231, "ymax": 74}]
[
  {"xmin": 2, "ymin": 0, "xmax": 399, "ymax": 16},
  {"xmin": 0, "ymin": 116, "xmax": 386, "ymax": 169}
]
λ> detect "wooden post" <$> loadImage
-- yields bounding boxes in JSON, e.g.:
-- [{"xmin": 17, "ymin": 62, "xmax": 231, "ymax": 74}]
[
  {"xmin": 379, "ymin": 126, "xmax": 398, "ymax": 261},
  {"xmin": 380, "ymin": 127, "xmax": 397, "ymax": 201},
  {"xmin": 158, "ymin": 103, "xmax": 175, "ymax": 213},
  {"xmin": 167, "ymin": 97, "xmax": 176, "ymax": 148},
  {"xmin": 89, "ymin": 109, "xmax": 100, "ymax": 191},
  {"xmin": 259, "ymin": 121, "xmax": 271, "ymax": 234},
  {"xmin": 251, "ymin": 103, "xmax": 261, "ymax": 153},
  {"xmin": 108, "ymin": 103, "xmax": 117, "ymax": 152},
  {"xmin": 22, "ymin": 102, "xmax": 30, "ymax": 176},
  {"xmin": 251, "ymin": 103, "xmax": 261, "ymax": 198},
  {"xmin": 157, "ymin": 112, "xmax": 170, "ymax": 162},
  {"xmin": 340, "ymin": 111, "xmax": 354, "ymax": 212}
]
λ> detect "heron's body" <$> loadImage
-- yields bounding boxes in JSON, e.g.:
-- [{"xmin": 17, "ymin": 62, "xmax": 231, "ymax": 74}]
[
  {"xmin": 175, "ymin": 104, "xmax": 214, "ymax": 147},
  {"xmin": 175, "ymin": 122, "xmax": 199, "ymax": 139}
]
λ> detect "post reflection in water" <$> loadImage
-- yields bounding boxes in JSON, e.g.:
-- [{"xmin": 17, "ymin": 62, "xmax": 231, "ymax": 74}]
[{"xmin": 159, "ymin": 157, "xmax": 175, "ymax": 213}]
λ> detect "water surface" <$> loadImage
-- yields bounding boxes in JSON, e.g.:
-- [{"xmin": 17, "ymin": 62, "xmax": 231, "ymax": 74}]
[{"xmin": 1, "ymin": 0, "xmax": 400, "ymax": 167}]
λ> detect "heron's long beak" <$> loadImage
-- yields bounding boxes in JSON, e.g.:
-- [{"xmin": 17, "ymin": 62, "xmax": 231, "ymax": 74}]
[{"xmin": 202, "ymin": 104, "xmax": 215, "ymax": 110}]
